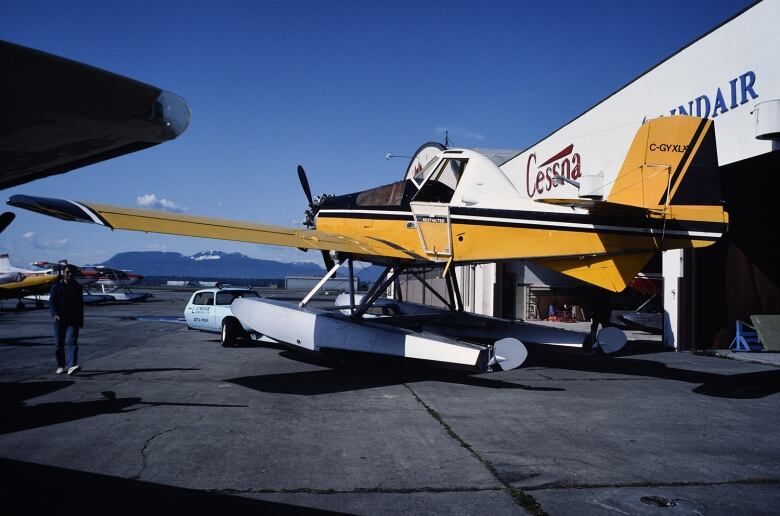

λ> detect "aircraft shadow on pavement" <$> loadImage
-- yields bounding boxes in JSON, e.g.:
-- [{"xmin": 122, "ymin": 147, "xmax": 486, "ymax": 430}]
[
  {"xmin": 207, "ymin": 337, "xmax": 286, "ymax": 349},
  {"xmin": 525, "ymin": 348, "xmax": 780, "ymax": 399},
  {"xmin": 603, "ymin": 339, "xmax": 668, "ymax": 357},
  {"xmin": 0, "ymin": 335, "xmax": 54, "ymax": 347},
  {"xmin": 226, "ymin": 350, "xmax": 566, "ymax": 396},
  {"xmin": 77, "ymin": 367, "xmax": 201, "ymax": 377},
  {"xmin": 0, "ymin": 382, "xmax": 247, "ymax": 435},
  {"xmin": 0, "ymin": 458, "xmax": 338, "ymax": 515}
]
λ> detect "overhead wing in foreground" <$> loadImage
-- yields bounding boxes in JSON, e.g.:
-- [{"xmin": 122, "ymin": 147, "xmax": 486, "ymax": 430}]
[
  {"xmin": 0, "ymin": 40, "xmax": 190, "ymax": 190},
  {"xmin": 7, "ymin": 194, "xmax": 423, "ymax": 261}
]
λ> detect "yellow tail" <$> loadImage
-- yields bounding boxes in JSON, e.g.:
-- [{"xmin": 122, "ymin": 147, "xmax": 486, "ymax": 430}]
[{"xmin": 608, "ymin": 116, "xmax": 723, "ymax": 214}]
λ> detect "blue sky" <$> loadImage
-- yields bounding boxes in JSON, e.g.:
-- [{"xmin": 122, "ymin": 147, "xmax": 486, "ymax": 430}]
[{"xmin": 1, "ymin": 0, "xmax": 755, "ymax": 267}]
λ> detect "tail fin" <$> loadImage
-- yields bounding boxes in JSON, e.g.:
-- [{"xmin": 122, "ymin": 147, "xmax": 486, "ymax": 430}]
[
  {"xmin": 607, "ymin": 116, "xmax": 722, "ymax": 211},
  {"xmin": 0, "ymin": 254, "xmax": 12, "ymax": 273}
]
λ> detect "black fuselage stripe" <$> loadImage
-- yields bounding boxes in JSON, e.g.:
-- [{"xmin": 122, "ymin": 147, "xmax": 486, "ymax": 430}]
[
  {"xmin": 319, "ymin": 205, "xmax": 722, "ymax": 230},
  {"xmin": 317, "ymin": 210, "xmax": 725, "ymax": 238}
]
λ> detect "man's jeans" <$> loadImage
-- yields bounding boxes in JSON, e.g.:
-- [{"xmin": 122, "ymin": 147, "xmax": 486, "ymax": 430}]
[{"xmin": 54, "ymin": 322, "xmax": 79, "ymax": 368}]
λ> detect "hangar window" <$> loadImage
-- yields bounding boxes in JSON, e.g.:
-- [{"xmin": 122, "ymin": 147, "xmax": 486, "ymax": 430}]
[{"xmin": 193, "ymin": 292, "xmax": 214, "ymax": 305}]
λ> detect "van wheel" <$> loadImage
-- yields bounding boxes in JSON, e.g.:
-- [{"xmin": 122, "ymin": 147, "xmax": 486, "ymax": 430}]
[{"xmin": 221, "ymin": 319, "xmax": 239, "ymax": 347}]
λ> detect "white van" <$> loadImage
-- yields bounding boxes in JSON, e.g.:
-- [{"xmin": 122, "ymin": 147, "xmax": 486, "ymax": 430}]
[{"xmin": 183, "ymin": 286, "xmax": 260, "ymax": 346}]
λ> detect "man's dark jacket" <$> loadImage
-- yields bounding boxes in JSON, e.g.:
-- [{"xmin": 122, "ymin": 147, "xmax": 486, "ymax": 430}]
[{"xmin": 49, "ymin": 278, "xmax": 84, "ymax": 327}]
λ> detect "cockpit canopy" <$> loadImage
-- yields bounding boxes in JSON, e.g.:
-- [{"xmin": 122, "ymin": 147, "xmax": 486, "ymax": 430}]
[{"xmin": 318, "ymin": 148, "xmax": 517, "ymax": 211}]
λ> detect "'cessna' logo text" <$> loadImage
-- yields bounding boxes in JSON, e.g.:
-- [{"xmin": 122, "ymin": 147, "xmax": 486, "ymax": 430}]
[
  {"xmin": 525, "ymin": 144, "xmax": 581, "ymax": 198},
  {"xmin": 649, "ymin": 143, "xmax": 688, "ymax": 153}
]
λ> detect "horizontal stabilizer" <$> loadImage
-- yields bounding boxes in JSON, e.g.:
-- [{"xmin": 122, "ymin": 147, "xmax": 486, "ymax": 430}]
[{"xmin": 535, "ymin": 198, "xmax": 660, "ymax": 217}]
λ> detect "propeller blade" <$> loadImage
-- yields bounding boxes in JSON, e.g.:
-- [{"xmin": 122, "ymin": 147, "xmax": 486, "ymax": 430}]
[
  {"xmin": 297, "ymin": 165, "xmax": 314, "ymax": 208},
  {"xmin": 298, "ymin": 165, "xmax": 333, "ymax": 272}
]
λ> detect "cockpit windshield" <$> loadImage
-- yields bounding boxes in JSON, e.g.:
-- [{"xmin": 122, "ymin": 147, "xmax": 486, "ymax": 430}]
[
  {"xmin": 412, "ymin": 157, "xmax": 467, "ymax": 204},
  {"xmin": 412, "ymin": 156, "xmax": 441, "ymax": 186}
]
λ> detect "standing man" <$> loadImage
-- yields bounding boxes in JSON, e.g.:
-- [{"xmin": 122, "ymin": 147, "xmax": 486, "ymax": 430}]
[
  {"xmin": 588, "ymin": 287, "xmax": 612, "ymax": 344},
  {"xmin": 50, "ymin": 264, "xmax": 84, "ymax": 375}
]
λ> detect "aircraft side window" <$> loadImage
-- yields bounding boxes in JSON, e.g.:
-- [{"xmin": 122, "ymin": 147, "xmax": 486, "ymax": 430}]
[{"xmin": 356, "ymin": 180, "xmax": 407, "ymax": 207}]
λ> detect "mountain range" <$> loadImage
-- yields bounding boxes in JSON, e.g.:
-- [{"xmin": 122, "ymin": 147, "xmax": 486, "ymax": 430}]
[
  {"xmin": 100, "ymin": 250, "xmax": 383, "ymax": 281},
  {"xmin": 101, "ymin": 250, "xmax": 326, "ymax": 279}
]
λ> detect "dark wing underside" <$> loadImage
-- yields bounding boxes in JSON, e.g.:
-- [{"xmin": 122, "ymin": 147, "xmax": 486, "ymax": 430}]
[{"xmin": 0, "ymin": 40, "xmax": 190, "ymax": 190}]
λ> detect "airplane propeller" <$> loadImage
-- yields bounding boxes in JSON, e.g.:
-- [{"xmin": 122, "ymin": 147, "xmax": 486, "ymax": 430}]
[
  {"xmin": 297, "ymin": 165, "xmax": 337, "ymax": 272},
  {"xmin": 297, "ymin": 165, "xmax": 314, "ymax": 209}
]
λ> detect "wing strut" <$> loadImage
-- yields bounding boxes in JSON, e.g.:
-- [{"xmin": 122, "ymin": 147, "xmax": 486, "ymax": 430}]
[
  {"xmin": 299, "ymin": 260, "xmax": 344, "ymax": 308},
  {"xmin": 408, "ymin": 268, "xmax": 462, "ymax": 312},
  {"xmin": 353, "ymin": 265, "xmax": 400, "ymax": 319}
]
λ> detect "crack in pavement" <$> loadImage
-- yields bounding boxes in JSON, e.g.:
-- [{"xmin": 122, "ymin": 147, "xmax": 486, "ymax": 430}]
[
  {"xmin": 403, "ymin": 383, "xmax": 546, "ymax": 515},
  {"xmin": 131, "ymin": 426, "xmax": 179, "ymax": 480}
]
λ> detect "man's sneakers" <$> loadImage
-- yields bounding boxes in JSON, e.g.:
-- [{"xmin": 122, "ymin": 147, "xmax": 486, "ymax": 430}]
[
  {"xmin": 67, "ymin": 365, "xmax": 80, "ymax": 375},
  {"xmin": 56, "ymin": 367, "xmax": 65, "ymax": 374}
]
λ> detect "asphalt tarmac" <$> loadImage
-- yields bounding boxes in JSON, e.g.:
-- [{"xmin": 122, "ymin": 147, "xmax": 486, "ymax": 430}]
[{"xmin": 1, "ymin": 289, "xmax": 779, "ymax": 515}]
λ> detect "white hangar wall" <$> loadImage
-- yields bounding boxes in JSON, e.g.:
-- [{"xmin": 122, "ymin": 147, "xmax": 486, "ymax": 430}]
[{"xmin": 499, "ymin": 1, "xmax": 779, "ymax": 198}]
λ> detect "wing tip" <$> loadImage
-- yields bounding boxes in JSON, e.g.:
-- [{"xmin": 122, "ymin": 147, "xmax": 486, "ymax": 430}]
[{"xmin": 7, "ymin": 194, "xmax": 108, "ymax": 226}]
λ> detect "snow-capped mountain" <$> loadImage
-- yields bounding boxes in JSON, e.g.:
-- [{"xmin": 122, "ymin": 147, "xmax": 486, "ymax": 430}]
[{"xmin": 190, "ymin": 250, "xmax": 224, "ymax": 261}]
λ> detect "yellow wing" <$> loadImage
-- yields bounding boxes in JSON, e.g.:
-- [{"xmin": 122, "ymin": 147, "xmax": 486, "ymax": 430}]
[{"xmin": 7, "ymin": 195, "xmax": 419, "ymax": 260}]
